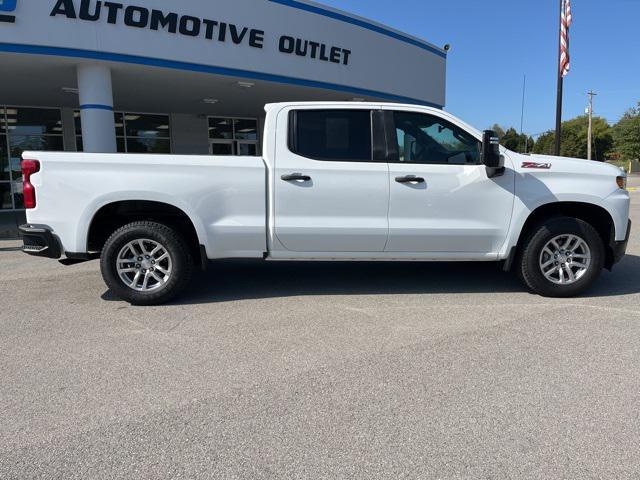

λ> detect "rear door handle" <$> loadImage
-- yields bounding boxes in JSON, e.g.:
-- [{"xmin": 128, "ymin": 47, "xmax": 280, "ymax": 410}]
[
  {"xmin": 281, "ymin": 173, "xmax": 311, "ymax": 182},
  {"xmin": 395, "ymin": 175, "xmax": 425, "ymax": 184}
]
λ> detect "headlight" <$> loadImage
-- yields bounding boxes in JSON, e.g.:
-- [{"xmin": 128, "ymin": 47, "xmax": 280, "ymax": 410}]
[{"xmin": 617, "ymin": 176, "xmax": 628, "ymax": 190}]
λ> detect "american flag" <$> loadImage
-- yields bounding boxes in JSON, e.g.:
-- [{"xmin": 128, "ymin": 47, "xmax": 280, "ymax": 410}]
[{"xmin": 559, "ymin": 0, "xmax": 573, "ymax": 77}]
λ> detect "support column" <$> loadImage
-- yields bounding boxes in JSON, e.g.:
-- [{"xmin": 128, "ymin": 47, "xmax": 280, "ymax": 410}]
[{"xmin": 77, "ymin": 64, "xmax": 117, "ymax": 153}]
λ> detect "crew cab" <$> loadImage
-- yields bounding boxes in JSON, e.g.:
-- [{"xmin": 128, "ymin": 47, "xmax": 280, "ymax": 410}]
[{"xmin": 19, "ymin": 102, "xmax": 631, "ymax": 305}]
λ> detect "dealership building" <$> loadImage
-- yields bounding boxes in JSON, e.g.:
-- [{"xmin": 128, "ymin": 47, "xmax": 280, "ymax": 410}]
[{"xmin": 0, "ymin": 0, "xmax": 447, "ymax": 236}]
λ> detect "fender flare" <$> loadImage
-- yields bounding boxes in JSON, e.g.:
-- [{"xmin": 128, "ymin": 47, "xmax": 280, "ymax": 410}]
[{"xmin": 77, "ymin": 192, "xmax": 209, "ymax": 254}]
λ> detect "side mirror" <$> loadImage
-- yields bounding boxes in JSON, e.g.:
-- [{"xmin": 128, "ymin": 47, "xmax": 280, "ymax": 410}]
[{"xmin": 481, "ymin": 130, "xmax": 504, "ymax": 169}]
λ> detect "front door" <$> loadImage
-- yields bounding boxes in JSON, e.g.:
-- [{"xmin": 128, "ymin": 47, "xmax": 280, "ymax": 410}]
[
  {"xmin": 384, "ymin": 109, "xmax": 514, "ymax": 254},
  {"xmin": 273, "ymin": 108, "xmax": 389, "ymax": 253}
]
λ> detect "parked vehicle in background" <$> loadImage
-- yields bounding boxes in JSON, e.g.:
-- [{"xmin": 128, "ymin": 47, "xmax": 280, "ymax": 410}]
[{"xmin": 20, "ymin": 102, "xmax": 631, "ymax": 305}]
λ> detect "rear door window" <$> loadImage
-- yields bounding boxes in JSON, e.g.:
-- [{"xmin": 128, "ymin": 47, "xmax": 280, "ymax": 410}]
[{"xmin": 289, "ymin": 109, "xmax": 372, "ymax": 162}]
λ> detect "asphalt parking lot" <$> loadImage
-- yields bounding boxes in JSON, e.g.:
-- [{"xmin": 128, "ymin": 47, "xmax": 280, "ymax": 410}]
[{"xmin": 1, "ymin": 181, "xmax": 640, "ymax": 479}]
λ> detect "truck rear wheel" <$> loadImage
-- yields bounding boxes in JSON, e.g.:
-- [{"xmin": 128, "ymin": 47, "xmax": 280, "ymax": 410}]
[
  {"xmin": 100, "ymin": 221, "xmax": 193, "ymax": 305},
  {"xmin": 518, "ymin": 217, "xmax": 605, "ymax": 297}
]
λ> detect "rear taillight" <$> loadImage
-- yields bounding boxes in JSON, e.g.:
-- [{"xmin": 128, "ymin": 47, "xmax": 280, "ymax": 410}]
[{"xmin": 21, "ymin": 159, "xmax": 40, "ymax": 209}]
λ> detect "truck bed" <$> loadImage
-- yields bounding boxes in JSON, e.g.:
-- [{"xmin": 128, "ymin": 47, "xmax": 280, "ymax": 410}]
[{"xmin": 23, "ymin": 152, "xmax": 268, "ymax": 259}]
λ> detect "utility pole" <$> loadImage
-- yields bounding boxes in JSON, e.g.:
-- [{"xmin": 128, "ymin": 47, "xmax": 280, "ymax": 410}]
[{"xmin": 587, "ymin": 90, "xmax": 597, "ymax": 160}]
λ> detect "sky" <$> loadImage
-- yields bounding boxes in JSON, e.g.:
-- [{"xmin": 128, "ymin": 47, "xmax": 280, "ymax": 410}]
[{"xmin": 320, "ymin": 0, "xmax": 640, "ymax": 137}]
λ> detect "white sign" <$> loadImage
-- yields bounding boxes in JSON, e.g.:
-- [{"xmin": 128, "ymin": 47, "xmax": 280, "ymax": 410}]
[{"xmin": 0, "ymin": 0, "xmax": 447, "ymax": 106}]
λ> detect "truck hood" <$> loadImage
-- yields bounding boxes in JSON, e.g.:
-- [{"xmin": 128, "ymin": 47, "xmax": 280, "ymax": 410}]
[{"xmin": 514, "ymin": 153, "xmax": 624, "ymax": 177}]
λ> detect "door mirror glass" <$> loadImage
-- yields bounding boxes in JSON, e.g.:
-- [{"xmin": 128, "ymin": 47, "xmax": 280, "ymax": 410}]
[{"xmin": 481, "ymin": 130, "xmax": 503, "ymax": 168}]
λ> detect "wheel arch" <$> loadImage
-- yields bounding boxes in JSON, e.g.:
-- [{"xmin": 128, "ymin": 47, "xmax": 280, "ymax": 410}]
[
  {"xmin": 86, "ymin": 200, "xmax": 206, "ymax": 267},
  {"xmin": 509, "ymin": 201, "xmax": 617, "ymax": 270}
]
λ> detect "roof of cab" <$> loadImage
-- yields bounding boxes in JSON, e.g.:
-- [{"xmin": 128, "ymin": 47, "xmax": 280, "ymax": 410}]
[{"xmin": 264, "ymin": 102, "xmax": 481, "ymax": 138}]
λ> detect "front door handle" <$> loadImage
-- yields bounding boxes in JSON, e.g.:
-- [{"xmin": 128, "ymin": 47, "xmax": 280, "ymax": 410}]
[
  {"xmin": 395, "ymin": 175, "xmax": 425, "ymax": 184},
  {"xmin": 281, "ymin": 173, "xmax": 311, "ymax": 182}
]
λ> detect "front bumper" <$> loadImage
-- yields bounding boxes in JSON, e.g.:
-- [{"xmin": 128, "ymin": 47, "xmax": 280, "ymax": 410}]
[
  {"xmin": 19, "ymin": 224, "xmax": 62, "ymax": 259},
  {"xmin": 608, "ymin": 219, "xmax": 631, "ymax": 269}
]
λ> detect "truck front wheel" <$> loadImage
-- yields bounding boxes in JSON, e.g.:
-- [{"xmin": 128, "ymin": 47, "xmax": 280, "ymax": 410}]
[
  {"xmin": 100, "ymin": 221, "xmax": 193, "ymax": 305},
  {"xmin": 518, "ymin": 217, "xmax": 605, "ymax": 297}
]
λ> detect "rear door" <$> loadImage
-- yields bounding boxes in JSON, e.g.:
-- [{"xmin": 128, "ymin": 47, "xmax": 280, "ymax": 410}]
[
  {"xmin": 383, "ymin": 109, "xmax": 515, "ymax": 254},
  {"xmin": 273, "ymin": 107, "xmax": 389, "ymax": 253}
]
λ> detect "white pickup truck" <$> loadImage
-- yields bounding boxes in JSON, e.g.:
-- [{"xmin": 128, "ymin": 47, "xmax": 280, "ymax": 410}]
[{"xmin": 20, "ymin": 102, "xmax": 631, "ymax": 305}]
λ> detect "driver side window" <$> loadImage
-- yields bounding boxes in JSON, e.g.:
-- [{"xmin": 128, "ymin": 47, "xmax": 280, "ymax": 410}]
[{"xmin": 392, "ymin": 111, "xmax": 480, "ymax": 165}]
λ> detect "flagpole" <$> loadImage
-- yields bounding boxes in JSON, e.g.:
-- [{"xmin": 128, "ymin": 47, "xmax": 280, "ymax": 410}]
[
  {"xmin": 520, "ymin": 74, "xmax": 527, "ymax": 153},
  {"xmin": 554, "ymin": 0, "xmax": 564, "ymax": 156}
]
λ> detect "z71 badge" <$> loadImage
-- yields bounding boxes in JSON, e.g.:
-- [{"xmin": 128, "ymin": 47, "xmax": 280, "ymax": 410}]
[{"xmin": 522, "ymin": 162, "xmax": 552, "ymax": 169}]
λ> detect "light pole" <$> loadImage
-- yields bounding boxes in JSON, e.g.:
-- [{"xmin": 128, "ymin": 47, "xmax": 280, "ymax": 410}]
[{"xmin": 587, "ymin": 90, "xmax": 597, "ymax": 160}]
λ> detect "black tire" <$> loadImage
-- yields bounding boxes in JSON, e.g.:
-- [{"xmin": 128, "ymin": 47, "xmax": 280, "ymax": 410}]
[
  {"xmin": 100, "ymin": 221, "xmax": 193, "ymax": 305},
  {"xmin": 518, "ymin": 216, "xmax": 605, "ymax": 297}
]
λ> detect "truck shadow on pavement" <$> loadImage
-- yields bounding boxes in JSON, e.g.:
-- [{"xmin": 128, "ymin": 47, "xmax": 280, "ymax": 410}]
[{"xmin": 103, "ymin": 254, "xmax": 640, "ymax": 305}]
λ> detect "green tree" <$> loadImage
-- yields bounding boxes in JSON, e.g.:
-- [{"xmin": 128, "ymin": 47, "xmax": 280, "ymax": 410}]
[
  {"xmin": 501, "ymin": 127, "xmax": 534, "ymax": 153},
  {"xmin": 490, "ymin": 125, "xmax": 533, "ymax": 153},
  {"xmin": 612, "ymin": 102, "xmax": 640, "ymax": 161},
  {"xmin": 491, "ymin": 124, "xmax": 506, "ymax": 140},
  {"xmin": 532, "ymin": 116, "xmax": 613, "ymax": 161},
  {"xmin": 532, "ymin": 131, "xmax": 555, "ymax": 155}
]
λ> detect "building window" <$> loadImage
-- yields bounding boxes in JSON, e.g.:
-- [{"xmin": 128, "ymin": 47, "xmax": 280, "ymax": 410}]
[
  {"xmin": 208, "ymin": 117, "xmax": 259, "ymax": 156},
  {"xmin": 75, "ymin": 111, "xmax": 171, "ymax": 154},
  {"xmin": 1, "ymin": 107, "xmax": 64, "ymax": 211}
]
